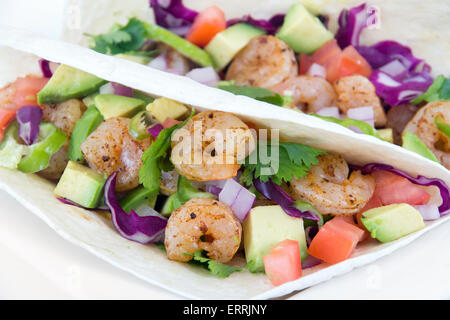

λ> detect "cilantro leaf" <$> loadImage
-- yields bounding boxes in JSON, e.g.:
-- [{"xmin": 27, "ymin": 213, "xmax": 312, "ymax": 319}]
[
  {"xmin": 187, "ymin": 251, "xmax": 243, "ymax": 278},
  {"xmin": 242, "ymin": 141, "xmax": 325, "ymax": 186},
  {"xmin": 138, "ymin": 109, "xmax": 194, "ymax": 194},
  {"xmin": 218, "ymin": 83, "xmax": 287, "ymax": 107},
  {"xmin": 87, "ymin": 18, "xmax": 147, "ymax": 55}
]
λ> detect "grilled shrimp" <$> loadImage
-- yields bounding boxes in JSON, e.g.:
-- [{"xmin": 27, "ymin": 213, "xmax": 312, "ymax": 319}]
[
  {"xmin": 164, "ymin": 198, "xmax": 242, "ymax": 263},
  {"xmin": 171, "ymin": 111, "xmax": 255, "ymax": 181},
  {"xmin": 289, "ymin": 154, "xmax": 375, "ymax": 215},
  {"xmin": 271, "ymin": 75, "xmax": 337, "ymax": 113},
  {"xmin": 81, "ymin": 117, "xmax": 152, "ymax": 192},
  {"xmin": 334, "ymin": 75, "xmax": 387, "ymax": 127},
  {"xmin": 403, "ymin": 101, "xmax": 450, "ymax": 169},
  {"xmin": 225, "ymin": 35, "xmax": 298, "ymax": 88},
  {"xmin": 157, "ymin": 43, "xmax": 191, "ymax": 75},
  {"xmin": 42, "ymin": 99, "xmax": 86, "ymax": 137}
]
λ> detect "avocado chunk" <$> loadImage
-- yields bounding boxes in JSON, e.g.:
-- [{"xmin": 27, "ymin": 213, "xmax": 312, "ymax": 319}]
[
  {"xmin": 146, "ymin": 97, "xmax": 188, "ymax": 123},
  {"xmin": 94, "ymin": 94, "xmax": 145, "ymax": 119},
  {"xmin": 68, "ymin": 105, "xmax": 104, "ymax": 163},
  {"xmin": 82, "ymin": 93, "xmax": 99, "ymax": 107},
  {"xmin": 378, "ymin": 128, "xmax": 394, "ymax": 143},
  {"xmin": 276, "ymin": 3, "xmax": 333, "ymax": 54},
  {"xmin": 143, "ymin": 22, "xmax": 213, "ymax": 67},
  {"xmin": 114, "ymin": 53, "xmax": 152, "ymax": 65},
  {"xmin": 54, "ymin": 160, "xmax": 106, "ymax": 208},
  {"xmin": 402, "ymin": 130, "xmax": 439, "ymax": 163},
  {"xmin": 205, "ymin": 23, "xmax": 266, "ymax": 71},
  {"xmin": 243, "ymin": 205, "xmax": 307, "ymax": 273},
  {"xmin": 37, "ymin": 65, "xmax": 106, "ymax": 104},
  {"xmin": 361, "ymin": 204, "xmax": 425, "ymax": 243}
]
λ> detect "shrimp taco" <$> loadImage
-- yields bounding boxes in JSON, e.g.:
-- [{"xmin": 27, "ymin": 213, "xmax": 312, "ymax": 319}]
[
  {"xmin": 65, "ymin": 0, "xmax": 450, "ymax": 168},
  {"xmin": 0, "ymin": 23, "xmax": 449, "ymax": 299}
]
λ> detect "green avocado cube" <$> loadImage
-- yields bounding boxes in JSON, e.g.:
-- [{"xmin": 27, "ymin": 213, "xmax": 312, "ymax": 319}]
[
  {"xmin": 361, "ymin": 203, "xmax": 425, "ymax": 243},
  {"xmin": 54, "ymin": 161, "xmax": 106, "ymax": 208},
  {"xmin": 243, "ymin": 205, "xmax": 307, "ymax": 273},
  {"xmin": 276, "ymin": 3, "xmax": 333, "ymax": 54},
  {"xmin": 94, "ymin": 94, "xmax": 145, "ymax": 119},
  {"xmin": 37, "ymin": 65, "xmax": 106, "ymax": 105},
  {"xmin": 205, "ymin": 23, "xmax": 266, "ymax": 71}
]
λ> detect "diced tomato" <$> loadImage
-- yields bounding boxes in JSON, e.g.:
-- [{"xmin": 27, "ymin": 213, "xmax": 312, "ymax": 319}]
[
  {"xmin": 299, "ymin": 40, "xmax": 372, "ymax": 82},
  {"xmin": 263, "ymin": 239, "xmax": 302, "ymax": 286},
  {"xmin": 338, "ymin": 46, "xmax": 372, "ymax": 79},
  {"xmin": 185, "ymin": 6, "xmax": 226, "ymax": 47},
  {"xmin": 299, "ymin": 39, "xmax": 342, "ymax": 82},
  {"xmin": 162, "ymin": 117, "xmax": 182, "ymax": 129},
  {"xmin": 12, "ymin": 76, "xmax": 48, "ymax": 108},
  {"xmin": 373, "ymin": 170, "xmax": 431, "ymax": 206},
  {"xmin": 307, "ymin": 216, "xmax": 365, "ymax": 264},
  {"xmin": 356, "ymin": 193, "xmax": 384, "ymax": 240},
  {"xmin": 0, "ymin": 108, "xmax": 17, "ymax": 141}
]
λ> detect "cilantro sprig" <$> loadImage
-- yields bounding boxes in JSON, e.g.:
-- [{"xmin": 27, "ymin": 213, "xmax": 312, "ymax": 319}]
[
  {"xmin": 185, "ymin": 250, "xmax": 243, "ymax": 278},
  {"xmin": 138, "ymin": 109, "xmax": 194, "ymax": 194},
  {"xmin": 241, "ymin": 141, "xmax": 326, "ymax": 186},
  {"xmin": 87, "ymin": 18, "xmax": 147, "ymax": 55}
]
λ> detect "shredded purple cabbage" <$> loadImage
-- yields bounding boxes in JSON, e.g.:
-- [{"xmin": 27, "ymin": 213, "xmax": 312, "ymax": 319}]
[
  {"xmin": 227, "ymin": 13, "xmax": 285, "ymax": 34},
  {"xmin": 335, "ymin": 3, "xmax": 433, "ymax": 106},
  {"xmin": 57, "ymin": 197, "xmax": 109, "ymax": 211},
  {"xmin": 104, "ymin": 172, "xmax": 167, "ymax": 244},
  {"xmin": 15, "ymin": 106, "xmax": 42, "ymax": 145},
  {"xmin": 335, "ymin": 3, "xmax": 371, "ymax": 48},
  {"xmin": 353, "ymin": 163, "xmax": 450, "ymax": 216},
  {"xmin": 39, "ymin": 59, "xmax": 53, "ymax": 78},
  {"xmin": 150, "ymin": 0, "xmax": 198, "ymax": 36},
  {"xmin": 253, "ymin": 178, "xmax": 319, "ymax": 221}
]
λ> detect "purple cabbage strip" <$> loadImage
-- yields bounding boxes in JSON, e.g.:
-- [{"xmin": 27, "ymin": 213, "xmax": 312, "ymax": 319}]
[
  {"xmin": 39, "ymin": 59, "xmax": 53, "ymax": 78},
  {"xmin": 15, "ymin": 106, "xmax": 42, "ymax": 145},
  {"xmin": 253, "ymin": 178, "xmax": 319, "ymax": 221},
  {"xmin": 111, "ymin": 83, "xmax": 134, "ymax": 97},
  {"xmin": 335, "ymin": 3, "xmax": 433, "ymax": 105},
  {"xmin": 57, "ymin": 197, "xmax": 109, "ymax": 211},
  {"xmin": 104, "ymin": 172, "xmax": 167, "ymax": 244},
  {"xmin": 227, "ymin": 13, "xmax": 285, "ymax": 34},
  {"xmin": 150, "ymin": 0, "xmax": 198, "ymax": 36},
  {"xmin": 353, "ymin": 163, "xmax": 450, "ymax": 216},
  {"xmin": 335, "ymin": 3, "xmax": 371, "ymax": 48}
]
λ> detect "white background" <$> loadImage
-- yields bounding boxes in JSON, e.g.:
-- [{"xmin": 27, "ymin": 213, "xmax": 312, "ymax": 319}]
[{"xmin": 0, "ymin": 0, "xmax": 449, "ymax": 299}]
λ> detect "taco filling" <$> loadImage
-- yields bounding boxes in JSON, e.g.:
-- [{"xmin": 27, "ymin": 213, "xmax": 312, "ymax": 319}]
[
  {"xmin": 85, "ymin": 1, "xmax": 450, "ymax": 168},
  {"xmin": 0, "ymin": 55, "xmax": 449, "ymax": 287}
]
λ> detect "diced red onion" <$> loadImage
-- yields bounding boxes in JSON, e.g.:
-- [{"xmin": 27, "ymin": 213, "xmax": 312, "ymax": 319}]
[
  {"xmin": 15, "ymin": 106, "xmax": 42, "ymax": 145},
  {"xmin": 104, "ymin": 172, "xmax": 167, "ymax": 244},
  {"xmin": 205, "ymin": 185, "xmax": 222, "ymax": 196},
  {"xmin": 99, "ymin": 82, "xmax": 115, "ymax": 95},
  {"xmin": 346, "ymin": 106, "xmax": 375, "ymax": 127},
  {"xmin": 218, "ymin": 179, "xmax": 255, "ymax": 222},
  {"xmin": 335, "ymin": 3, "xmax": 370, "ymax": 48},
  {"xmin": 134, "ymin": 203, "xmax": 167, "ymax": 242},
  {"xmin": 185, "ymin": 67, "xmax": 220, "ymax": 87},
  {"xmin": 413, "ymin": 204, "xmax": 440, "ymax": 221},
  {"xmin": 148, "ymin": 54, "xmax": 168, "ymax": 71},
  {"xmin": 301, "ymin": 255, "xmax": 322, "ymax": 269},
  {"xmin": 148, "ymin": 123, "xmax": 164, "ymax": 138},
  {"xmin": 39, "ymin": 59, "xmax": 53, "ymax": 78},
  {"xmin": 305, "ymin": 226, "xmax": 319, "ymax": 247},
  {"xmin": 111, "ymin": 83, "xmax": 134, "ymax": 97},
  {"xmin": 316, "ymin": 107, "xmax": 340, "ymax": 118},
  {"xmin": 306, "ymin": 63, "xmax": 326, "ymax": 79}
]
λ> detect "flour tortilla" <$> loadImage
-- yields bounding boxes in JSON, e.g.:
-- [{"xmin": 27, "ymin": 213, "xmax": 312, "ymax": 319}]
[
  {"xmin": 62, "ymin": 0, "xmax": 450, "ymax": 77},
  {"xmin": 0, "ymin": 24, "xmax": 449, "ymax": 299}
]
